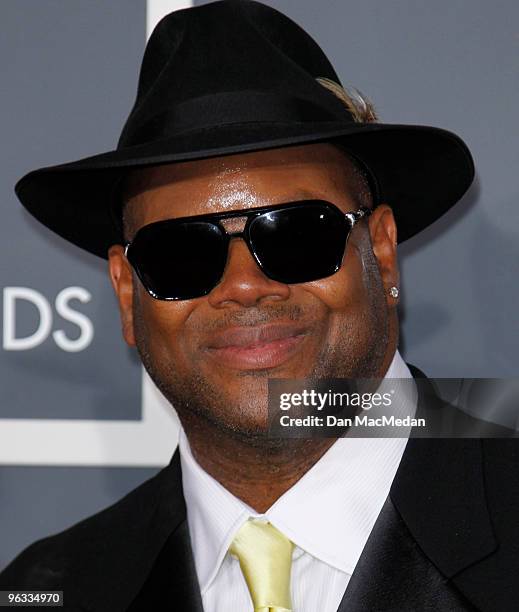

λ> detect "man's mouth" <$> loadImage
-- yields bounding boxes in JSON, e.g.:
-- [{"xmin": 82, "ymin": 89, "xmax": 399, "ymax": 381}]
[{"xmin": 203, "ymin": 323, "xmax": 310, "ymax": 370}]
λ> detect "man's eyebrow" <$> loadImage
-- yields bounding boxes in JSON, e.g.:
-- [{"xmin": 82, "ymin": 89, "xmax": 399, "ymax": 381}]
[
  {"xmin": 290, "ymin": 189, "xmax": 316, "ymax": 200},
  {"xmin": 283, "ymin": 189, "xmax": 325, "ymax": 201},
  {"xmin": 285, "ymin": 189, "xmax": 357, "ymax": 207}
]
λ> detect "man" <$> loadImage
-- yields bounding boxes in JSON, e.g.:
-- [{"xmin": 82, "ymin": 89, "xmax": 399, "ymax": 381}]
[{"xmin": 1, "ymin": 1, "xmax": 517, "ymax": 611}]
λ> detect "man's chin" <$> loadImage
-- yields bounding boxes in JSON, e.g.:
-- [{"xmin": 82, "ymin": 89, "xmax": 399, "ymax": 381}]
[
  {"xmin": 205, "ymin": 404, "xmax": 269, "ymax": 437},
  {"xmin": 221, "ymin": 423, "xmax": 281, "ymax": 447}
]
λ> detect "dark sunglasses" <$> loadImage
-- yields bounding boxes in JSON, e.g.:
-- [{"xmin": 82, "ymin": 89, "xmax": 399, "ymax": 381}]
[{"xmin": 124, "ymin": 200, "xmax": 371, "ymax": 300}]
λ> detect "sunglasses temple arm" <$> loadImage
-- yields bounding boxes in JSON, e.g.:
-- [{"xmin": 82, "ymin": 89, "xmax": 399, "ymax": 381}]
[{"xmin": 345, "ymin": 206, "xmax": 372, "ymax": 227}]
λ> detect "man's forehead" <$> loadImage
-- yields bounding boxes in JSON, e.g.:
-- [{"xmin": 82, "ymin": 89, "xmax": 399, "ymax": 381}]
[{"xmin": 120, "ymin": 142, "xmax": 366, "ymax": 234}]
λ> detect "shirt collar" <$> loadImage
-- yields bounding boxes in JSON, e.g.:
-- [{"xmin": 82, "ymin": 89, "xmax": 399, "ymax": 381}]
[{"xmin": 179, "ymin": 349, "xmax": 416, "ymax": 592}]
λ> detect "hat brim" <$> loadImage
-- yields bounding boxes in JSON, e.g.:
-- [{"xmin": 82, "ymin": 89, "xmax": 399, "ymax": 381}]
[{"xmin": 15, "ymin": 120, "xmax": 474, "ymax": 258}]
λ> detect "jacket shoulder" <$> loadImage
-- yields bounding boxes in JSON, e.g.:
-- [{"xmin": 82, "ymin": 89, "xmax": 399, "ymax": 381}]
[{"xmin": 0, "ymin": 465, "xmax": 167, "ymax": 590}]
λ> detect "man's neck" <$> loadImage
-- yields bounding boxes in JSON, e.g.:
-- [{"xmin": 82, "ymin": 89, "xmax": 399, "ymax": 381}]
[{"xmin": 181, "ymin": 414, "xmax": 337, "ymax": 513}]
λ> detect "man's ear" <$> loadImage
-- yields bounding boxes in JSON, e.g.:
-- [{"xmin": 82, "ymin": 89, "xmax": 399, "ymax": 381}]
[
  {"xmin": 107, "ymin": 245, "xmax": 136, "ymax": 346},
  {"xmin": 368, "ymin": 204, "xmax": 400, "ymax": 307}
]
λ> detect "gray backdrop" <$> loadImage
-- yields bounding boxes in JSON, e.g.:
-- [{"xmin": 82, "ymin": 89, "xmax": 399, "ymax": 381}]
[{"xmin": 1, "ymin": 0, "xmax": 518, "ymax": 571}]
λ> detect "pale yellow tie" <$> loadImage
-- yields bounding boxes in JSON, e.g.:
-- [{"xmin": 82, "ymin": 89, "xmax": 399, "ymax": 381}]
[{"xmin": 229, "ymin": 518, "xmax": 295, "ymax": 612}]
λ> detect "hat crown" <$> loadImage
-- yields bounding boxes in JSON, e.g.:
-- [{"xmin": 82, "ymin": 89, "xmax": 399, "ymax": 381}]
[
  {"xmin": 15, "ymin": 0, "xmax": 474, "ymax": 259},
  {"xmin": 118, "ymin": 0, "xmax": 353, "ymax": 148}
]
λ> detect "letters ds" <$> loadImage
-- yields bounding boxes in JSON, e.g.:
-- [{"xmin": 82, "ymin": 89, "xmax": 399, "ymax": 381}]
[{"xmin": 2, "ymin": 286, "xmax": 93, "ymax": 352}]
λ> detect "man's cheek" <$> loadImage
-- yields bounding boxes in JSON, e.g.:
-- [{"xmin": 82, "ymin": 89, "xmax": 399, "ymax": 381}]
[
  {"xmin": 152, "ymin": 325, "xmax": 191, "ymax": 363},
  {"xmin": 306, "ymin": 274, "xmax": 357, "ymax": 309},
  {"xmin": 134, "ymin": 303, "xmax": 187, "ymax": 359},
  {"xmin": 140, "ymin": 298, "xmax": 195, "ymax": 335}
]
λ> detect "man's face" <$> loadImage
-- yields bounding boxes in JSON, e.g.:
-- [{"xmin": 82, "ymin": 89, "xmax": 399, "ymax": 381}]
[{"xmin": 108, "ymin": 143, "xmax": 399, "ymax": 440}]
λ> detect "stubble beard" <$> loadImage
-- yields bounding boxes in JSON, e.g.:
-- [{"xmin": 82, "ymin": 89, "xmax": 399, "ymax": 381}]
[{"xmin": 132, "ymin": 255, "xmax": 389, "ymax": 448}]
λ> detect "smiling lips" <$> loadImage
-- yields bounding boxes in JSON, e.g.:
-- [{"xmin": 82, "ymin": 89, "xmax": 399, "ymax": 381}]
[{"xmin": 204, "ymin": 323, "xmax": 310, "ymax": 370}]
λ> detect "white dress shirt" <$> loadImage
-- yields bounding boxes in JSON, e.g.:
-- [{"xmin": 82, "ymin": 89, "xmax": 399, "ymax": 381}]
[{"xmin": 178, "ymin": 350, "xmax": 416, "ymax": 612}]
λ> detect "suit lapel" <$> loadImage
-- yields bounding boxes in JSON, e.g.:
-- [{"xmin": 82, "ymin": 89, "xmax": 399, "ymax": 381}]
[
  {"xmin": 71, "ymin": 448, "xmax": 203, "ymax": 612},
  {"xmin": 336, "ymin": 497, "xmax": 477, "ymax": 611},
  {"xmin": 337, "ymin": 365, "xmax": 498, "ymax": 611},
  {"xmin": 123, "ymin": 448, "xmax": 204, "ymax": 612},
  {"xmin": 127, "ymin": 520, "xmax": 203, "ymax": 611},
  {"xmin": 396, "ymin": 366, "xmax": 497, "ymax": 578}
]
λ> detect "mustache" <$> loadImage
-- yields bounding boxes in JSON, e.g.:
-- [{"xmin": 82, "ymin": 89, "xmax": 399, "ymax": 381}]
[{"xmin": 192, "ymin": 303, "xmax": 321, "ymax": 333}]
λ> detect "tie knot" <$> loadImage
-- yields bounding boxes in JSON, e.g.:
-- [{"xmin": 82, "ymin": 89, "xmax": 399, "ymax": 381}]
[{"xmin": 229, "ymin": 519, "xmax": 295, "ymax": 612}]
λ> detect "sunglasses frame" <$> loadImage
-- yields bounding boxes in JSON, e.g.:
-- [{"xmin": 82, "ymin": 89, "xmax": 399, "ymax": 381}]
[{"xmin": 124, "ymin": 200, "xmax": 372, "ymax": 300}]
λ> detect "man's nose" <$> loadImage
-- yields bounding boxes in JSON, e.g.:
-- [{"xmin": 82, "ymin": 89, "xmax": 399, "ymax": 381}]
[{"xmin": 207, "ymin": 237, "xmax": 290, "ymax": 308}]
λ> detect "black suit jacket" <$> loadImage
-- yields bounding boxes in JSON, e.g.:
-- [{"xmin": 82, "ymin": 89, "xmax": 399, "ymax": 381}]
[{"xmin": 1, "ymin": 366, "xmax": 518, "ymax": 611}]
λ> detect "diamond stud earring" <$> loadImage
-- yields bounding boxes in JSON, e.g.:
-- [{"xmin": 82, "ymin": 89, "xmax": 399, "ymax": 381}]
[{"xmin": 389, "ymin": 286, "xmax": 399, "ymax": 298}]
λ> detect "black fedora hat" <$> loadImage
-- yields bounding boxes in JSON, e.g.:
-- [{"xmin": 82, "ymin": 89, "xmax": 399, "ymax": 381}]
[{"xmin": 15, "ymin": 0, "xmax": 474, "ymax": 259}]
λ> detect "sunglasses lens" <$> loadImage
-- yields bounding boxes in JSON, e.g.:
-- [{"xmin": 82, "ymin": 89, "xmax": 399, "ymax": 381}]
[
  {"xmin": 128, "ymin": 221, "xmax": 227, "ymax": 299},
  {"xmin": 250, "ymin": 203, "xmax": 347, "ymax": 283}
]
